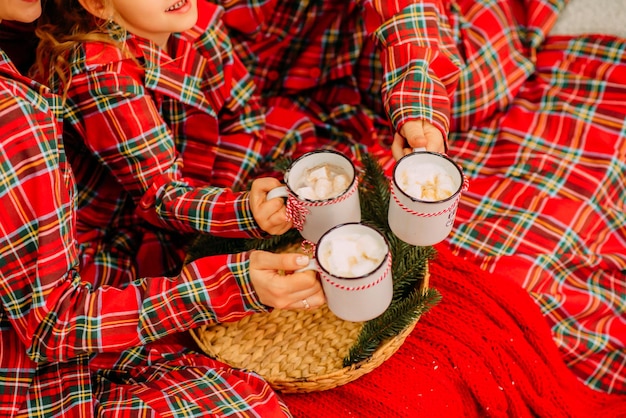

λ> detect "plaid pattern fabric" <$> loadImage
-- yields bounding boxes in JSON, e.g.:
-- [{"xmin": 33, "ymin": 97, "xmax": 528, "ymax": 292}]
[
  {"xmin": 217, "ymin": 0, "xmax": 625, "ymax": 393},
  {"xmin": 0, "ymin": 47, "xmax": 290, "ymax": 418},
  {"xmin": 430, "ymin": 0, "xmax": 626, "ymax": 394},
  {"xmin": 220, "ymin": 0, "xmax": 364, "ymax": 160},
  {"xmin": 364, "ymin": 0, "xmax": 462, "ymax": 137},
  {"xmin": 220, "ymin": 0, "xmax": 463, "ymax": 163},
  {"xmin": 88, "ymin": 344, "xmax": 291, "ymax": 417},
  {"xmin": 448, "ymin": 32, "xmax": 626, "ymax": 394},
  {"xmin": 0, "ymin": 47, "xmax": 289, "ymax": 418},
  {"xmin": 43, "ymin": 1, "xmax": 273, "ymax": 285}
]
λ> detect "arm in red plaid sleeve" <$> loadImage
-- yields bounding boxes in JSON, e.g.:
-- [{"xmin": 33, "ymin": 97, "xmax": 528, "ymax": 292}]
[
  {"xmin": 173, "ymin": 2, "xmax": 267, "ymax": 191},
  {"xmin": 31, "ymin": 254, "xmax": 266, "ymax": 363},
  {"xmin": 361, "ymin": 0, "xmax": 462, "ymax": 141},
  {"xmin": 0, "ymin": 87, "xmax": 267, "ymax": 365},
  {"xmin": 63, "ymin": 61, "xmax": 265, "ymax": 239}
]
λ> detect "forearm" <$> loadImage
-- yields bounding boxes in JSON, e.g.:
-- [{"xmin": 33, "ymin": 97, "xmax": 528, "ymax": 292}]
[
  {"xmin": 26, "ymin": 252, "xmax": 266, "ymax": 363},
  {"xmin": 69, "ymin": 70, "xmax": 264, "ymax": 238},
  {"xmin": 361, "ymin": 1, "xmax": 462, "ymax": 137},
  {"xmin": 137, "ymin": 171, "xmax": 264, "ymax": 238}
]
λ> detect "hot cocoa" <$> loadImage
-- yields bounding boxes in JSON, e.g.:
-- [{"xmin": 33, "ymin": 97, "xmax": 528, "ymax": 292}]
[
  {"xmin": 397, "ymin": 162, "xmax": 456, "ymax": 201},
  {"xmin": 294, "ymin": 163, "xmax": 350, "ymax": 201},
  {"xmin": 318, "ymin": 232, "xmax": 387, "ymax": 278}
]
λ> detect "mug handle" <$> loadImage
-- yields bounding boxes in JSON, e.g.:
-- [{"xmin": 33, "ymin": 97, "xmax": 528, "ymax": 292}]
[
  {"xmin": 295, "ymin": 258, "xmax": 318, "ymax": 273},
  {"xmin": 266, "ymin": 185, "xmax": 288, "ymax": 201}
]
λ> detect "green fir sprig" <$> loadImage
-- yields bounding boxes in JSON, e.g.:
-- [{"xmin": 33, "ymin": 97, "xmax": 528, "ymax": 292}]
[
  {"xmin": 185, "ymin": 153, "xmax": 441, "ymax": 365},
  {"xmin": 185, "ymin": 228, "xmax": 301, "ymax": 261},
  {"xmin": 344, "ymin": 287, "xmax": 441, "ymax": 366},
  {"xmin": 343, "ymin": 154, "xmax": 439, "ymax": 365},
  {"xmin": 358, "ymin": 153, "xmax": 391, "ymax": 230}
]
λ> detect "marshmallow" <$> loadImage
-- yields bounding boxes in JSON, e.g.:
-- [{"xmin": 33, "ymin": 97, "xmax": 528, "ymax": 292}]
[
  {"xmin": 398, "ymin": 163, "xmax": 457, "ymax": 201},
  {"xmin": 314, "ymin": 178, "xmax": 333, "ymax": 200},
  {"xmin": 307, "ymin": 165, "xmax": 330, "ymax": 183},
  {"xmin": 333, "ymin": 174, "xmax": 349, "ymax": 194},
  {"xmin": 435, "ymin": 173, "xmax": 456, "ymax": 199},
  {"xmin": 320, "ymin": 233, "xmax": 386, "ymax": 278},
  {"xmin": 295, "ymin": 186, "xmax": 317, "ymax": 201},
  {"xmin": 295, "ymin": 163, "xmax": 351, "ymax": 201}
]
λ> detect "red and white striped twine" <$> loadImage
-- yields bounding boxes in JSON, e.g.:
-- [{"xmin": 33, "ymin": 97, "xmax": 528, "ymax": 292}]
[
  {"xmin": 286, "ymin": 196, "xmax": 310, "ymax": 232},
  {"xmin": 391, "ymin": 176, "xmax": 469, "ymax": 218},
  {"xmin": 321, "ymin": 255, "xmax": 392, "ymax": 291}
]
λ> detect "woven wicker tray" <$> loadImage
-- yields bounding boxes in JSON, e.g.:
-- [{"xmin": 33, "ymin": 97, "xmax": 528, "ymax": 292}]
[
  {"xmin": 188, "ymin": 154, "xmax": 434, "ymax": 393},
  {"xmin": 190, "ymin": 269, "xmax": 428, "ymax": 393}
]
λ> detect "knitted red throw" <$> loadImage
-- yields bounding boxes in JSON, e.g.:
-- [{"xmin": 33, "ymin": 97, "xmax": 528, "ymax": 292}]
[{"xmin": 281, "ymin": 244, "xmax": 626, "ymax": 417}]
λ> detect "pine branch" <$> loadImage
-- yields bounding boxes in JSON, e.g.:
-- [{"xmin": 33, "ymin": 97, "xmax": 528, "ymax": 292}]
[
  {"xmin": 185, "ymin": 235, "xmax": 249, "ymax": 261},
  {"xmin": 273, "ymin": 156, "xmax": 292, "ymax": 174},
  {"xmin": 390, "ymin": 243, "xmax": 436, "ymax": 301},
  {"xmin": 358, "ymin": 153, "xmax": 391, "ymax": 232},
  {"xmin": 185, "ymin": 229, "xmax": 302, "ymax": 261},
  {"xmin": 343, "ymin": 287, "xmax": 442, "ymax": 366}
]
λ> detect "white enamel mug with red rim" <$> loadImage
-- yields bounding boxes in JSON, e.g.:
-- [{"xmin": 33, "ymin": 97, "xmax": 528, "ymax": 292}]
[
  {"xmin": 299, "ymin": 222, "xmax": 393, "ymax": 322},
  {"xmin": 388, "ymin": 151, "xmax": 467, "ymax": 246},
  {"xmin": 266, "ymin": 150, "xmax": 361, "ymax": 243}
]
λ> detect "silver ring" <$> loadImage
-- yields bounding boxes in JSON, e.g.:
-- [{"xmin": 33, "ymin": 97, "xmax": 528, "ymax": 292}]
[{"xmin": 301, "ymin": 299, "xmax": 310, "ymax": 309}]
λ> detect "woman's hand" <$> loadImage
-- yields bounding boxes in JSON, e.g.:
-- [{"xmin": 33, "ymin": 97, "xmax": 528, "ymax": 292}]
[
  {"xmin": 249, "ymin": 177, "xmax": 293, "ymax": 235},
  {"xmin": 391, "ymin": 120, "xmax": 446, "ymax": 160},
  {"xmin": 249, "ymin": 250, "xmax": 325, "ymax": 310}
]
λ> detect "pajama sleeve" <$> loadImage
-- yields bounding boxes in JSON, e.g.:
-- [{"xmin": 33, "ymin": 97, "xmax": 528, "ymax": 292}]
[
  {"xmin": 361, "ymin": 0, "xmax": 462, "ymax": 139},
  {"xmin": 25, "ymin": 252, "xmax": 264, "ymax": 363},
  {"xmin": 0, "ymin": 75, "xmax": 267, "ymax": 364},
  {"xmin": 62, "ymin": 55, "xmax": 264, "ymax": 239}
]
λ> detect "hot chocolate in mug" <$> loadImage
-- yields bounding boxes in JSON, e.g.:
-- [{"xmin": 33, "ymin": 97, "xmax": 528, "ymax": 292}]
[
  {"xmin": 298, "ymin": 222, "xmax": 393, "ymax": 322},
  {"xmin": 266, "ymin": 150, "xmax": 361, "ymax": 243},
  {"xmin": 388, "ymin": 151, "xmax": 467, "ymax": 246}
]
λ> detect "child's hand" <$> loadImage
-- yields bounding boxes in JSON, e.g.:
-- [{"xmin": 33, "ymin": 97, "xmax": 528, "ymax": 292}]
[
  {"xmin": 391, "ymin": 120, "xmax": 446, "ymax": 160},
  {"xmin": 248, "ymin": 251, "xmax": 325, "ymax": 310},
  {"xmin": 249, "ymin": 177, "xmax": 293, "ymax": 235}
]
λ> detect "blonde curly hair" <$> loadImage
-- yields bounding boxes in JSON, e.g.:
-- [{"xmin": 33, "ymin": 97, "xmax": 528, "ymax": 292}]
[{"xmin": 34, "ymin": 0, "xmax": 128, "ymax": 97}]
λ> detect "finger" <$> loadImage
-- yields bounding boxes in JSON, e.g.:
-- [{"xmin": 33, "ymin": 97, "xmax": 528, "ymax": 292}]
[
  {"xmin": 402, "ymin": 121, "xmax": 446, "ymax": 153},
  {"xmin": 251, "ymin": 251, "xmax": 310, "ymax": 272},
  {"xmin": 401, "ymin": 122, "xmax": 428, "ymax": 149},
  {"xmin": 260, "ymin": 207, "xmax": 292, "ymax": 235},
  {"xmin": 261, "ymin": 270, "xmax": 321, "ymax": 309},
  {"xmin": 425, "ymin": 130, "xmax": 446, "ymax": 153},
  {"xmin": 263, "ymin": 219, "xmax": 293, "ymax": 236},
  {"xmin": 260, "ymin": 195, "xmax": 287, "ymax": 216},
  {"xmin": 270, "ymin": 269, "xmax": 321, "ymax": 298},
  {"xmin": 253, "ymin": 177, "xmax": 283, "ymax": 194},
  {"xmin": 266, "ymin": 215, "xmax": 293, "ymax": 235},
  {"xmin": 250, "ymin": 177, "xmax": 283, "ymax": 211},
  {"xmin": 391, "ymin": 133, "xmax": 407, "ymax": 161},
  {"xmin": 284, "ymin": 288, "xmax": 326, "ymax": 310},
  {"xmin": 253, "ymin": 191, "xmax": 292, "ymax": 234}
]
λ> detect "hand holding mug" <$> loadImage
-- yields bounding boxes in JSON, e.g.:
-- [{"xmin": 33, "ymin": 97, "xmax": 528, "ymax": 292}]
[
  {"xmin": 265, "ymin": 150, "xmax": 361, "ymax": 243},
  {"xmin": 391, "ymin": 120, "xmax": 445, "ymax": 160},
  {"xmin": 249, "ymin": 177, "xmax": 293, "ymax": 235},
  {"xmin": 388, "ymin": 150, "xmax": 467, "ymax": 246},
  {"xmin": 296, "ymin": 223, "xmax": 393, "ymax": 322},
  {"xmin": 248, "ymin": 250, "xmax": 325, "ymax": 310}
]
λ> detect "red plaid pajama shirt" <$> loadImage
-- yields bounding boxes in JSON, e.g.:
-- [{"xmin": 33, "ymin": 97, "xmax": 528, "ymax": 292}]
[
  {"xmin": 0, "ymin": 47, "xmax": 293, "ymax": 416},
  {"xmin": 43, "ymin": 1, "xmax": 293, "ymax": 285},
  {"xmin": 218, "ymin": 0, "xmax": 625, "ymax": 393}
]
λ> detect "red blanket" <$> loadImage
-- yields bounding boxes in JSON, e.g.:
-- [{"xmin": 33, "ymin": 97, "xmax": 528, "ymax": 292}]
[{"xmin": 281, "ymin": 244, "xmax": 626, "ymax": 417}]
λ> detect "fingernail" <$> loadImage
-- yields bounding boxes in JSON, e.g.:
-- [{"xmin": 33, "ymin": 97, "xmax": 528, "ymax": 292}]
[{"xmin": 296, "ymin": 255, "xmax": 309, "ymax": 266}]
